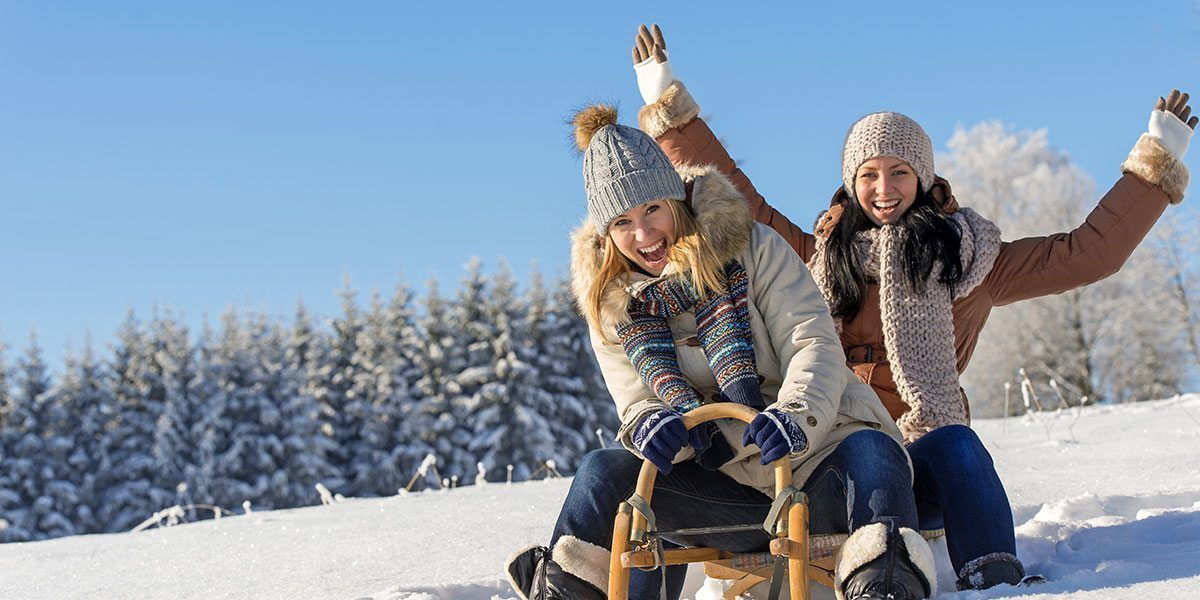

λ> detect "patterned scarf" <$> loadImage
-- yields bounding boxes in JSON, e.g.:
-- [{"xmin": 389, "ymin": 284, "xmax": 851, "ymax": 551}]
[
  {"xmin": 808, "ymin": 207, "xmax": 1001, "ymax": 443},
  {"xmin": 616, "ymin": 260, "xmax": 763, "ymax": 467}
]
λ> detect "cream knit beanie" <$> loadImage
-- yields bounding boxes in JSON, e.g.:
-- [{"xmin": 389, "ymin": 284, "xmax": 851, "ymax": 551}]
[{"xmin": 841, "ymin": 112, "xmax": 934, "ymax": 197}]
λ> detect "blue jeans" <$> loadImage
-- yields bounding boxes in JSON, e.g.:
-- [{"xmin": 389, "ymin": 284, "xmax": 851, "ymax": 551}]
[
  {"xmin": 908, "ymin": 424, "xmax": 1016, "ymax": 573},
  {"xmin": 550, "ymin": 429, "xmax": 916, "ymax": 600}
]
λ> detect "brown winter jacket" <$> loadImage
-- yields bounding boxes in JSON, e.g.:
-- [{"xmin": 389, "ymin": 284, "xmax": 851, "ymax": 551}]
[{"xmin": 638, "ymin": 80, "xmax": 1191, "ymax": 425}]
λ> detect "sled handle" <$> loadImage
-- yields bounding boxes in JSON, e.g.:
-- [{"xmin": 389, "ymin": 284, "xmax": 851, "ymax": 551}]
[{"xmin": 629, "ymin": 403, "xmax": 793, "ymax": 540}]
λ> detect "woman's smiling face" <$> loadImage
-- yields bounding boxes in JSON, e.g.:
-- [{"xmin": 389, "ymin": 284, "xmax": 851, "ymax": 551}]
[
  {"xmin": 608, "ymin": 200, "xmax": 676, "ymax": 276},
  {"xmin": 855, "ymin": 156, "xmax": 919, "ymax": 226}
]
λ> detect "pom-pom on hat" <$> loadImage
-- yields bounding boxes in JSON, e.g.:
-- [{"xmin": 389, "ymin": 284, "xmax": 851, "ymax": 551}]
[
  {"xmin": 841, "ymin": 112, "xmax": 935, "ymax": 198},
  {"xmin": 574, "ymin": 104, "xmax": 685, "ymax": 234}
]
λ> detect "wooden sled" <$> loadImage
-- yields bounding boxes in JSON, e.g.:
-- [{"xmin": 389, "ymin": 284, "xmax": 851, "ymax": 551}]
[{"xmin": 607, "ymin": 402, "xmax": 944, "ymax": 600}]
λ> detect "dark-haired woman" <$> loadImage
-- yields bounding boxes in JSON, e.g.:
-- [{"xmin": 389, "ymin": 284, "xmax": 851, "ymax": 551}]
[{"xmin": 630, "ymin": 24, "xmax": 1194, "ymax": 591}]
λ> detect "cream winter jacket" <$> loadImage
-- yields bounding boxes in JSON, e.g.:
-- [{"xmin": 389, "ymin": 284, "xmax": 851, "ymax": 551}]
[{"xmin": 570, "ymin": 164, "xmax": 903, "ymax": 497}]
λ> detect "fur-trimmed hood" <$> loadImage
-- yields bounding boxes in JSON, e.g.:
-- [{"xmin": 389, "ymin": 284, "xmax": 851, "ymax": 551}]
[{"xmin": 569, "ymin": 164, "xmax": 753, "ymax": 332}]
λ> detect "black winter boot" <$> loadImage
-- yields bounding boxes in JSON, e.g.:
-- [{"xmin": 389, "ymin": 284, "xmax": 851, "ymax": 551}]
[
  {"xmin": 955, "ymin": 552, "xmax": 1030, "ymax": 590},
  {"xmin": 505, "ymin": 545, "xmax": 605, "ymax": 600},
  {"xmin": 835, "ymin": 523, "xmax": 936, "ymax": 600}
]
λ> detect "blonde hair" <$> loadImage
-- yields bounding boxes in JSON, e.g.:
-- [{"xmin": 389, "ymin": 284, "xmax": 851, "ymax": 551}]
[{"xmin": 585, "ymin": 199, "xmax": 728, "ymax": 341}]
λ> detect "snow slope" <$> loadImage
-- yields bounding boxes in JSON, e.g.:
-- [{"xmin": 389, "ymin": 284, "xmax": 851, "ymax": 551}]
[{"xmin": 2, "ymin": 394, "xmax": 1199, "ymax": 599}]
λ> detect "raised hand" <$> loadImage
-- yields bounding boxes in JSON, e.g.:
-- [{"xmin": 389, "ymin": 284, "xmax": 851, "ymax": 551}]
[
  {"xmin": 632, "ymin": 23, "xmax": 668, "ymax": 65},
  {"xmin": 630, "ymin": 23, "xmax": 674, "ymax": 105},
  {"xmin": 1156, "ymin": 90, "xmax": 1197, "ymax": 130}
]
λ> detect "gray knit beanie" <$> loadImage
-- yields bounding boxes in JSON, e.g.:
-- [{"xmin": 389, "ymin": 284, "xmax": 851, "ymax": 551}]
[
  {"xmin": 841, "ymin": 112, "xmax": 935, "ymax": 197},
  {"xmin": 574, "ymin": 105, "xmax": 685, "ymax": 233}
]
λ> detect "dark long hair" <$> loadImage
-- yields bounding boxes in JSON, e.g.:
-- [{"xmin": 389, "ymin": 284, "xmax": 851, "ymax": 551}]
[{"xmin": 822, "ymin": 183, "xmax": 964, "ymax": 322}]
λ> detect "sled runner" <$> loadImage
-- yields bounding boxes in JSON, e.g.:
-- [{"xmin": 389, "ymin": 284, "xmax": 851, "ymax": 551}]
[{"xmin": 607, "ymin": 402, "xmax": 944, "ymax": 600}]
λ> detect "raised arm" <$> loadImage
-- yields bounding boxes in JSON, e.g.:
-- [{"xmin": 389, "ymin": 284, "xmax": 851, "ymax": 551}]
[
  {"xmin": 986, "ymin": 91, "xmax": 1195, "ymax": 306},
  {"xmin": 630, "ymin": 24, "xmax": 817, "ymax": 261}
]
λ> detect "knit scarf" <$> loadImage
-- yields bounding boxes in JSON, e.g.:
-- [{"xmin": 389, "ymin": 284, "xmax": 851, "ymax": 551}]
[
  {"xmin": 808, "ymin": 207, "xmax": 1001, "ymax": 443},
  {"xmin": 616, "ymin": 259, "xmax": 763, "ymax": 467}
]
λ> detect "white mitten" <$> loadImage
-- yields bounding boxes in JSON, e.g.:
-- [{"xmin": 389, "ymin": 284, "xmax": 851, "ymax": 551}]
[
  {"xmin": 1148, "ymin": 109, "xmax": 1192, "ymax": 160},
  {"xmin": 634, "ymin": 54, "xmax": 674, "ymax": 105}
]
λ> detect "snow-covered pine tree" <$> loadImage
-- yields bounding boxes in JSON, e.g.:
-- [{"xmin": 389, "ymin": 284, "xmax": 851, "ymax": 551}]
[
  {"xmin": 0, "ymin": 340, "xmax": 9, "ymax": 430},
  {"xmin": 464, "ymin": 262, "xmax": 556, "ymax": 482},
  {"xmin": 279, "ymin": 302, "xmax": 339, "ymax": 506},
  {"xmin": 549, "ymin": 273, "xmax": 619, "ymax": 451},
  {"xmin": 345, "ymin": 290, "xmax": 409, "ymax": 497},
  {"xmin": 440, "ymin": 260, "xmax": 496, "ymax": 479},
  {"xmin": 192, "ymin": 310, "xmax": 285, "ymax": 510},
  {"xmin": 43, "ymin": 341, "xmax": 110, "ymax": 536},
  {"xmin": 404, "ymin": 278, "xmax": 457, "ymax": 491},
  {"xmin": 241, "ymin": 312, "xmax": 318, "ymax": 509},
  {"xmin": 522, "ymin": 268, "xmax": 593, "ymax": 475},
  {"xmin": 311, "ymin": 278, "xmax": 366, "ymax": 495},
  {"xmin": 98, "ymin": 312, "xmax": 175, "ymax": 532},
  {"xmin": 382, "ymin": 278, "xmax": 433, "ymax": 482},
  {"xmin": 0, "ymin": 340, "xmax": 18, "ymax": 542},
  {"xmin": 186, "ymin": 321, "xmax": 221, "ymax": 508},
  {"xmin": 148, "ymin": 312, "xmax": 203, "ymax": 509},
  {"xmin": 0, "ymin": 333, "xmax": 76, "ymax": 540}
]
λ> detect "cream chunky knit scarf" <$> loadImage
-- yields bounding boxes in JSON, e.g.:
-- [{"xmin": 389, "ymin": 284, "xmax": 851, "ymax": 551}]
[{"xmin": 809, "ymin": 207, "xmax": 1002, "ymax": 443}]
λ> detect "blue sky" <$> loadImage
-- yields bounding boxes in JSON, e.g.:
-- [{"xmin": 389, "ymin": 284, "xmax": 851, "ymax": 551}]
[{"xmin": 2, "ymin": 1, "xmax": 1198, "ymax": 369}]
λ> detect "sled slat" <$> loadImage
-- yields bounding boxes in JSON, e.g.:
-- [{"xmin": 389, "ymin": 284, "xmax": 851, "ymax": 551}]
[{"xmin": 621, "ymin": 547, "xmax": 727, "ymax": 568}]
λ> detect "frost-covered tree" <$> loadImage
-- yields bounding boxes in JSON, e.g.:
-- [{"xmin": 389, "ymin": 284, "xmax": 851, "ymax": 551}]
[
  {"xmin": 382, "ymin": 279, "xmax": 433, "ymax": 481},
  {"xmin": 438, "ymin": 260, "xmax": 497, "ymax": 479},
  {"xmin": 345, "ymin": 284, "xmax": 422, "ymax": 497},
  {"xmin": 309, "ymin": 278, "xmax": 365, "ymax": 493},
  {"xmin": 463, "ymin": 263, "xmax": 557, "ymax": 481},
  {"xmin": 1090, "ymin": 244, "xmax": 1186, "ymax": 402},
  {"xmin": 277, "ymin": 302, "xmax": 339, "ymax": 506},
  {"xmin": 402, "ymin": 278, "xmax": 456, "ymax": 491},
  {"xmin": 946, "ymin": 121, "xmax": 1186, "ymax": 412},
  {"xmin": 1145, "ymin": 208, "xmax": 1200, "ymax": 384},
  {"xmin": 0, "ymin": 340, "xmax": 18, "ymax": 541},
  {"xmin": 0, "ymin": 340, "xmax": 109, "ymax": 542},
  {"xmin": 943, "ymin": 123, "xmax": 1093, "ymax": 414},
  {"xmin": 549, "ymin": 273, "xmax": 619, "ymax": 450},
  {"xmin": 192, "ymin": 311, "xmax": 294, "ymax": 510},
  {"xmin": 98, "ymin": 312, "xmax": 174, "ymax": 532},
  {"xmin": 44, "ymin": 342, "xmax": 110, "ymax": 535},
  {"xmin": 148, "ymin": 312, "xmax": 202, "ymax": 506},
  {"xmin": 0, "ymin": 334, "xmax": 76, "ymax": 540},
  {"xmin": 0, "ymin": 340, "xmax": 10, "ymax": 430},
  {"xmin": 522, "ymin": 269, "xmax": 604, "ymax": 475}
]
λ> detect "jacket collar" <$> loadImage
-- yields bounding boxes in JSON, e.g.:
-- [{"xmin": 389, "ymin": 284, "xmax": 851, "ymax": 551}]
[{"xmin": 570, "ymin": 164, "xmax": 753, "ymax": 331}]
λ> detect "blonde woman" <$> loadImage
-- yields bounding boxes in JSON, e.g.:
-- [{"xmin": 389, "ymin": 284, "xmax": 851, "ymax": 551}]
[{"xmin": 506, "ymin": 107, "xmax": 938, "ymax": 600}]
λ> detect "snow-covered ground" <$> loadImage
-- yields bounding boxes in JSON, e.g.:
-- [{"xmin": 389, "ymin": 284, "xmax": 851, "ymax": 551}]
[{"xmin": 3, "ymin": 394, "xmax": 1200, "ymax": 599}]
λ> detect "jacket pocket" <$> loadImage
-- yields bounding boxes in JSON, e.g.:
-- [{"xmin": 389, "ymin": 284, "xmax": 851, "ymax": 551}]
[{"xmin": 833, "ymin": 385, "xmax": 889, "ymax": 430}]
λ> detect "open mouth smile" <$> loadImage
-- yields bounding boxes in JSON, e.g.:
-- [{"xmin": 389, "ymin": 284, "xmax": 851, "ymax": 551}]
[{"xmin": 637, "ymin": 239, "xmax": 669, "ymax": 266}]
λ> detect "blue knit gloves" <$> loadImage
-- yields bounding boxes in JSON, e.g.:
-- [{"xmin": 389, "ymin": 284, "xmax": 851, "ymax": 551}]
[
  {"xmin": 632, "ymin": 409, "xmax": 689, "ymax": 474},
  {"xmin": 743, "ymin": 408, "xmax": 808, "ymax": 465},
  {"xmin": 633, "ymin": 409, "xmax": 739, "ymax": 474}
]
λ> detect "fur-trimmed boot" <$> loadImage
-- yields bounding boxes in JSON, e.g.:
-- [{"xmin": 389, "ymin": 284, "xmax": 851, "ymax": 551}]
[
  {"xmin": 834, "ymin": 522, "xmax": 937, "ymax": 600},
  {"xmin": 955, "ymin": 552, "xmax": 1041, "ymax": 590},
  {"xmin": 505, "ymin": 542, "xmax": 606, "ymax": 600}
]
